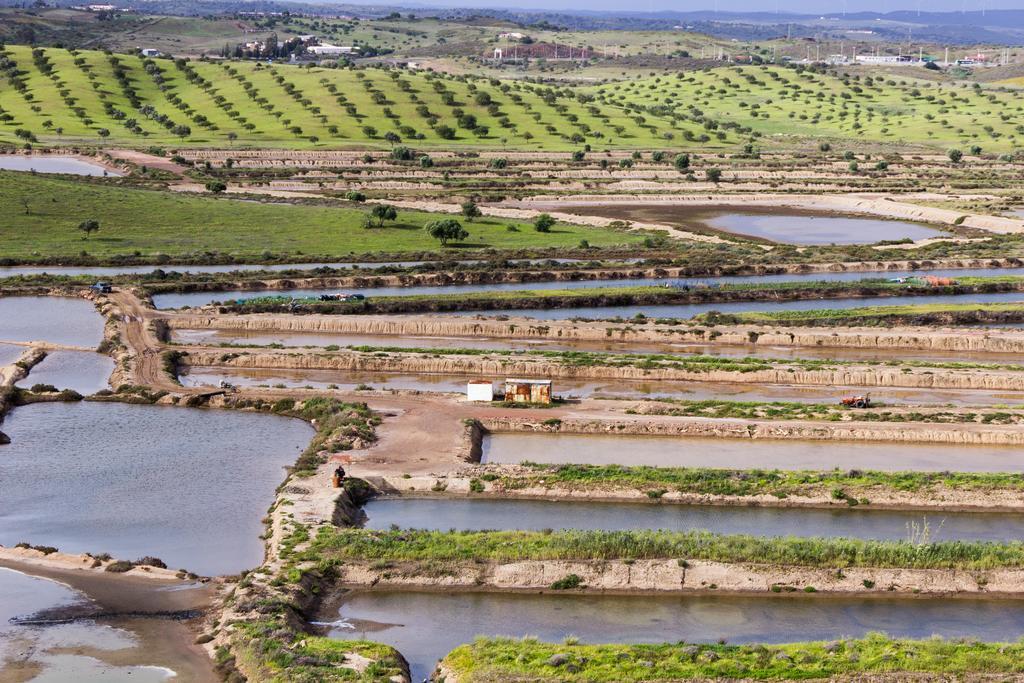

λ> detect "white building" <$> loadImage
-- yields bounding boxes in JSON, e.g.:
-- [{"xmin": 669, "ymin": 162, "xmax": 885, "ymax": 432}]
[
  {"xmin": 308, "ymin": 44, "xmax": 359, "ymax": 56},
  {"xmin": 854, "ymin": 55, "xmax": 903, "ymax": 65},
  {"xmin": 466, "ymin": 380, "xmax": 494, "ymax": 402},
  {"xmin": 140, "ymin": 48, "xmax": 161, "ymax": 57}
]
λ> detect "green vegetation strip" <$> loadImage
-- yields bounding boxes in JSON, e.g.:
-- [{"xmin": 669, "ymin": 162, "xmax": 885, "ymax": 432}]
[
  {"xmin": 697, "ymin": 300, "xmax": 1024, "ymax": 326},
  {"xmin": 301, "ymin": 525, "xmax": 1024, "ymax": 570},
  {"xmin": 230, "ymin": 620, "xmax": 406, "ymax": 683},
  {"xmin": 633, "ymin": 398, "xmax": 1024, "ymax": 425},
  {"xmin": 211, "ymin": 277, "xmax": 1024, "ymax": 314},
  {"xmin": 441, "ymin": 635, "xmax": 1024, "ymax": 681},
  {"xmin": 499, "ymin": 462, "xmax": 1024, "ymax": 498}
]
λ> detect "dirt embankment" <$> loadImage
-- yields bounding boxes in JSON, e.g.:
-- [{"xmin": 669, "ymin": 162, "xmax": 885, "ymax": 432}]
[
  {"xmin": 334, "ymin": 558, "xmax": 1024, "ymax": 599},
  {"xmin": 372, "ymin": 474, "xmax": 1024, "ymax": 513},
  {"xmin": 0, "ymin": 346, "xmax": 46, "ymax": 389},
  {"xmin": 181, "ymin": 348, "xmax": 1024, "ymax": 393},
  {"xmin": 168, "ymin": 312, "xmax": 1024, "ymax": 355},
  {"xmin": 1, "ymin": 347, "xmax": 48, "ymax": 440},
  {"xmin": 477, "ymin": 415, "xmax": 1024, "ymax": 446}
]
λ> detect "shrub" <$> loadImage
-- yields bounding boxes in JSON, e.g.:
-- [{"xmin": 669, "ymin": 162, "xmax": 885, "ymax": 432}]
[
  {"xmin": 105, "ymin": 560, "xmax": 134, "ymax": 573},
  {"xmin": 534, "ymin": 213, "xmax": 555, "ymax": 233},
  {"xmin": 136, "ymin": 556, "xmax": 167, "ymax": 568},
  {"xmin": 551, "ymin": 573, "xmax": 583, "ymax": 590}
]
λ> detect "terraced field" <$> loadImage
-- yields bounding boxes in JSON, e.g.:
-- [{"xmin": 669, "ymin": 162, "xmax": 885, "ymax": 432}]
[
  {"xmin": 3, "ymin": 45, "xmax": 1024, "ymax": 150},
  {"xmin": 598, "ymin": 66, "xmax": 1024, "ymax": 150}
]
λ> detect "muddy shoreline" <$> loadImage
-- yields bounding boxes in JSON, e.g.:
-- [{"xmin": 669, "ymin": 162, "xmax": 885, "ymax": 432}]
[{"xmin": 0, "ymin": 556, "xmax": 217, "ymax": 682}]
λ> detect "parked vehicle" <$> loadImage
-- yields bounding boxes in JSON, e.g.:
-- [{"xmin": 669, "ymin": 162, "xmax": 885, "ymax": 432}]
[{"xmin": 840, "ymin": 394, "xmax": 872, "ymax": 408}]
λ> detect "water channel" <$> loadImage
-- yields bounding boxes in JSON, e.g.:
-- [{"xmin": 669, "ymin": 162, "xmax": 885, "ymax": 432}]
[
  {"xmin": 332, "ymin": 591, "xmax": 1024, "ymax": 681},
  {"xmin": 0, "ymin": 297, "xmax": 104, "ymax": 347},
  {"xmin": 0, "ymin": 155, "xmax": 121, "ymax": 176}
]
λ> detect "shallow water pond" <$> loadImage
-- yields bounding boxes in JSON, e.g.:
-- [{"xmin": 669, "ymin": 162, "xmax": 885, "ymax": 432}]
[
  {"xmin": 332, "ymin": 591, "xmax": 1024, "ymax": 682},
  {"xmin": 0, "ymin": 155, "xmax": 121, "ymax": 176},
  {"xmin": 558, "ymin": 204, "xmax": 944, "ymax": 245},
  {"xmin": 0, "ymin": 297, "xmax": 104, "ymax": 347},
  {"xmin": 0, "ymin": 402, "xmax": 312, "ymax": 575},
  {"xmin": 482, "ymin": 433, "xmax": 1024, "ymax": 473},
  {"xmin": 17, "ymin": 351, "xmax": 113, "ymax": 394}
]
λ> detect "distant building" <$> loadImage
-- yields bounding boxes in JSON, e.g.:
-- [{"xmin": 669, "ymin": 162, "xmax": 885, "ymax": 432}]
[
  {"xmin": 297, "ymin": 34, "xmax": 316, "ymax": 42},
  {"xmin": 308, "ymin": 44, "xmax": 359, "ymax": 56},
  {"xmin": 498, "ymin": 31, "xmax": 527, "ymax": 41},
  {"xmin": 139, "ymin": 48, "xmax": 161, "ymax": 57},
  {"xmin": 854, "ymin": 55, "xmax": 903, "ymax": 65},
  {"xmin": 504, "ymin": 379, "xmax": 552, "ymax": 404}
]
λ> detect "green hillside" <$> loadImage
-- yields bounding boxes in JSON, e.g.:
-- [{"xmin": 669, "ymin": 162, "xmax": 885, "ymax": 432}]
[
  {"xmin": 0, "ymin": 171, "xmax": 641, "ymax": 260},
  {"xmin": 1, "ymin": 44, "xmax": 1022, "ymax": 150}
]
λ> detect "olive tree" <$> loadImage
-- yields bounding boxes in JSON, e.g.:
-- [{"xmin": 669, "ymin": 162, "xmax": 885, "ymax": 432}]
[
  {"xmin": 425, "ymin": 218, "xmax": 468, "ymax": 246},
  {"xmin": 77, "ymin": 219, "xmax": 100, "ymax": 239}
]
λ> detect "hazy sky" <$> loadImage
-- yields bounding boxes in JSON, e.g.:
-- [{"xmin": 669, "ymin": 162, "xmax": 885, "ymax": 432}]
[{"xmin": 389, "ymin": 0, "xmax": 1020, "ymax": 14}]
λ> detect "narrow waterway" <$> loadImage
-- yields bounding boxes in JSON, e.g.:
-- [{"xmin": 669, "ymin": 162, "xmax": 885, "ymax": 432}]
[
  {"xmin": 363, "ymin": 497, "xmax": 1023, "ymax": 542},
  {"xmin": 151, "ymin": 268, "xmax": 1024, "ymax": 309},
  {"xmin": 0, "ymin": 402, "xmax": 313, "ymax": 575},
  {"xmin": 482, "ymin": 433, "xmax": 1024, "ymax": 473},
  {"xmin": 447, "ymin": 290, "xmax": 1024, "ymax": 321},
  {"xmin": 331, "ymin": 591, "xmax": 1024, "ymax": 682}
]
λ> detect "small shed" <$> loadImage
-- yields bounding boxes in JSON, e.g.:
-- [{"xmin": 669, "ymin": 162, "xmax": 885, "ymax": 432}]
[
  {"xmin": 504, "ymin": 379, "xmax": 552, "ymax": 404},
  {"xmin": 466, "ymin": 380, "xmax": 494, "ymax": 402}
]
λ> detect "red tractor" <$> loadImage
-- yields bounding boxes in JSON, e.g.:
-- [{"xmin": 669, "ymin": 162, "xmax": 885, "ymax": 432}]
[{"xmin": 840, "ymin": 394, "xmax": 872, "ymax": 409}]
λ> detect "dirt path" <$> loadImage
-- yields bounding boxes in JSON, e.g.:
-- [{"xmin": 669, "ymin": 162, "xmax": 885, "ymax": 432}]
[{"xmin": 108, "ymin": 290, "xmax": 183, "ymax": 392}]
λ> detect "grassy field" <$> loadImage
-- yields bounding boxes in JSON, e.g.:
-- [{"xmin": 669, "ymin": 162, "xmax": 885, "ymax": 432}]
[
  {"xmin": 698, "ymin": 300, "xmax": 1024, "ymax": 325},
  {"xmin": 498, "ymin": 461, "xmax": 1024, "ymax": 497},
  {"xmin": 0, "ymin": 172, "xmax": 640, "ymax": 260},
  {"xmin": 442, "ymin": 635, "xmax": 1024, "ymax": 681},
  {"xmin": 3, "ymin": 45, "xmax": 1024, "ymax": 150}
]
